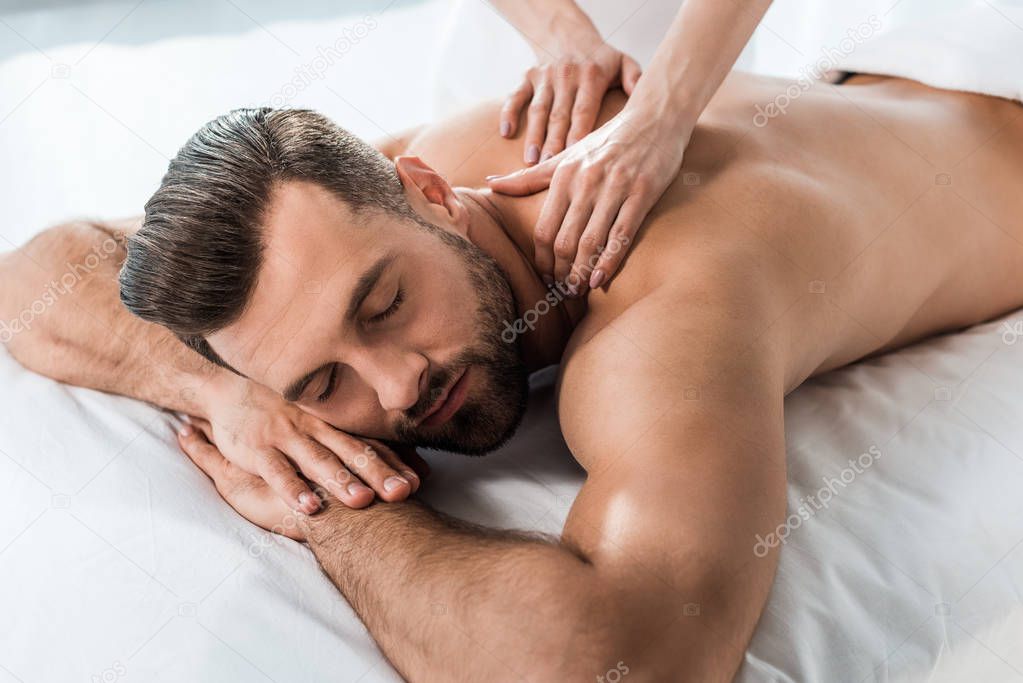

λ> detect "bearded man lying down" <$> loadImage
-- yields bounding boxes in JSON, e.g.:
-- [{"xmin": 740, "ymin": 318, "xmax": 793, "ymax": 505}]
[{"xmin": 2, "ymin": 70, "xmax": 1022, "ymax": 681}]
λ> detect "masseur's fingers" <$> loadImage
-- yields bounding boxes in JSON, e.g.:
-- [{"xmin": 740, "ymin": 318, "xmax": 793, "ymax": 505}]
[
  {"xmin": 523, "ymin": 78, "xmax": 554, "ymax": 165},
  {"xmin": 591, "ymin": 194, "xmax": 645, "ymax": 286},
  {"xmin": 620, "ymin": 55, "xmax": 642, "ymax": 95},
  {"xmin": 565, "ymin": 76, "xmax": 604, "ymax": 147},
  {"xmin": 531, "ymin": 169, "xmax": 572, "ymax": 280},
  {"xmin": 500, "ymin": 79, "xmax": 533, "ymax": 138},
  {"xmin": 540, "ymin": 76, "xmax": 577, "ymax": 161},
  {"xmin": 487, "ymin": 154, "xmax": 560, "ymax": 196},
  {"xmin": 571, "ymin": 192, "xmax": 624, "ymax": 292},
  {"xmin": 552, "ymin": 198, "xmax": 596, "ymax": 288},
  {"xmin": 312, "ymin": 426, "xmax": 412, "ymax": 504}
]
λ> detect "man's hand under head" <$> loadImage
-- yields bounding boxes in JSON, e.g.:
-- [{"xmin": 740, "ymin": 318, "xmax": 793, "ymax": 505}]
[
  {"xmin": 194, "ymin": 374, "xmax": 429, "ymax": 514},
  {"xmin": 178, "ymin": 416, "xmax": 430, "ymax": 532}
]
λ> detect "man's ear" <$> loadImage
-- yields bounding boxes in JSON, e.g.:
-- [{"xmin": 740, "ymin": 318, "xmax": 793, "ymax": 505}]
[{"xmin": 394, "ymin": 155, "xmax": 470, "ymax": 236}]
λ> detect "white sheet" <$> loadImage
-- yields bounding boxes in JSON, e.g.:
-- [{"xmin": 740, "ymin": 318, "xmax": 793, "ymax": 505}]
[
  {"xmin": 827, "ymin": 1, "xmax": 1023, "ymax": 102},
  {"xmin": 2, "ymin": 2, "xmax": 1023, "ymax": 682}
]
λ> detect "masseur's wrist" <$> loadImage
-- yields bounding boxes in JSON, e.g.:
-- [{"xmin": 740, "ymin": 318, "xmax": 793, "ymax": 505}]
[
  {"xmin": 622, "ymin": 93, "xmax": 695, "ymax": 158},
  {"xmin": 531, "ymin": 5, "xmax": 602, "ymax": 60}
]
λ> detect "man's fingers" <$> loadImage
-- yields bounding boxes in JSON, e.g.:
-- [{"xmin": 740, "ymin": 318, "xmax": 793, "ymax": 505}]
[
  {"xmin": 365, "ymin": 440, "xmax": 421, "ymax": 494},
  {"xmin": 541, "ymin": 82, "xmax": 576, "ymax": 162},
  {"xmin": 256, "ymin": 448, "xmax": 322, "ymax": 514},
  {"xmin": 393, "ymin": 444, "xmax": 430, "ymax": 481},
  {"xmin": 487, "ymin": 156, "xmax": 559, "ymax": 196},
  {"xmin": 281, "ymin": 435, "xmax": 368, "ymax": 511},
  {"xmin": 177, "ymin": 421, "xmax": 229, "ymax": 484},
  {"xmin": 592, "ymin": 194, "xmax": 647, "ymax": 284},
  {"xmin": 314, "ymin": 428, "xmax": 413, "ymax": 504},
  {"xmin": 500, "ymin": 79, "xmax": 532, "ymax": 138},
  {"xmin": 621, "ymin": 56, "xmax": 642, "ymax": 95},
  {"xmin": 523, "ymin": 80, "xmax": 553, "ymax": 165}
]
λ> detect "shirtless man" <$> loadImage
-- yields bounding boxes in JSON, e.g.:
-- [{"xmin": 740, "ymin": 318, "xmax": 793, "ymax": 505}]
[{"xmin": 2, "ymin": 71, "xmax": 1021, "ymax": 681}]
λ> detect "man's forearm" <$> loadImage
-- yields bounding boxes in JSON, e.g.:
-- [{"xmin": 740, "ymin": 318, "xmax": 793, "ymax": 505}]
[
  {"xmin": 301, "ymin": 497, "xmax": 616, "ymax": 681},
  {"xmin": 0, "ymin": 220, "xmax": 226, "ymax": 416}
]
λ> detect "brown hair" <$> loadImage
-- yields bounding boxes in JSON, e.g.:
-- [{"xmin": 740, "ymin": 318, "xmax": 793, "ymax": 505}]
[{"xmin": 119, "ymin": 108, "xmax": 409, "ymax": 369}]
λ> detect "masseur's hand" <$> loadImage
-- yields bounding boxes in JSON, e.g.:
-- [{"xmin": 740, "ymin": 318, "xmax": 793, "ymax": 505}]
[
  {"xmin": 192, "ymin": 373, "xmax": 428, "ymax": 515},
  {"xmin": 500, "ymin": 21, "xmax": 641, "ymax": 165},
  {"xmin": 489, "ymin": 102, "xmax": 689, "ymax": 293}
]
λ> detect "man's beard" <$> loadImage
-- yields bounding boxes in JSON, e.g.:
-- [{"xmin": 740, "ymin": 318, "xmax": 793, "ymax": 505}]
[{"xmin": 392, "ymin": 221, "xmax": 529, "ymax": 455}]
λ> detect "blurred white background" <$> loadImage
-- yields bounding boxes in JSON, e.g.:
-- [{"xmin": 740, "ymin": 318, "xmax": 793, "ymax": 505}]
[{"xmin": 0, "ymin": 0, "xmax": 979, "ymax": 247}]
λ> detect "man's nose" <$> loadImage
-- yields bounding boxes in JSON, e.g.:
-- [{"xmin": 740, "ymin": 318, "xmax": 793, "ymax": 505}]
[{"xmin": 354, "ymin": 346, "xmax": 428, "ymax": 413}]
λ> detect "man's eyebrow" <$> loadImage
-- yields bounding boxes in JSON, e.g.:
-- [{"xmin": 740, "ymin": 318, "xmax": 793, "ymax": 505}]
[
  {"xmin": 281, "ymin": 254, "xmax": 394, "ymax": 402},
  {"xmin": 345, "ymin": 253, "xmax": 395, "ymax": 320}
]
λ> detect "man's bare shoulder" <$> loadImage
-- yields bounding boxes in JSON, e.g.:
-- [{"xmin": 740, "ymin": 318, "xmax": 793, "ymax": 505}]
[{"xmin": 400, "ymin": 91, "xmax": 629, "ymax": 189}]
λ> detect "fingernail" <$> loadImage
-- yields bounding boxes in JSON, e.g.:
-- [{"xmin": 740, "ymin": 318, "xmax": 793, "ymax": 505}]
[
  {"xmin": 298, "ymin": 491, "xmax": 319, "ymax": 511},
  {"xmin": 566, "ymin": 282, "xmax": 578, "ymax": 296},
  {"xmin": 525, "ymin": 145, "xmax": 540, "ymax": 164},
  {"xmin": 540, "ymin": 151, "xmax": 553, "ymax": 162},
  {"xmin": 500, "ymin": 121, "xmax": 511, "ymax": 137},
  {"xmin": 589, "ymin": 270, "xmax": 605, "ymax": 289},
  {"xmin": 179, "ymin": 424, "xmax": 193, "ymax": 437},
  {"xmin": 384, "ymin": 476, "xmax": 408, "ymax": 493},
  {"xmin": 400, "ymin": 469, "xmax": 419, "ymax": 482},
  {"xmin": 542, "ymin": 274, "xmax": 554, "ymax": 286},
  {"xmin": 347, "ymin": 482, "xmax": 371, "ymax": 497}
]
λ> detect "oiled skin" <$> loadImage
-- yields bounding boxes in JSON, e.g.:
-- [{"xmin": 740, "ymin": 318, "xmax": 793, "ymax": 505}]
[
  {"xmin": 394, "ymin": 72, "xmax": 1023, "ymax": 677},
  {"xmin": 4, "ymin": 71, "xmax": 1021, "ymax": 681}
]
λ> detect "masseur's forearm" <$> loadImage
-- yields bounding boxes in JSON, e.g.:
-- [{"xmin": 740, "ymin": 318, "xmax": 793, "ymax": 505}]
[
  {"xmin": 300, "ymin": 497, "xmax": 615, "ymax": 681},
  {"xmin": 632, "ymin": 0, "xmax": 773, "ymax": 131},
  {"xmin": 488, "ymin": 0, "xmax": 600, "ymax": 58},
  {"xmin": 0, "ymin": 220, "xmax": 225, "ymax": 416}
]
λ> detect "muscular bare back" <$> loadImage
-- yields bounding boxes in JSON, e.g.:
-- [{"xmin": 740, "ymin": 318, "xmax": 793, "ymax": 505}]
[
  {"xmin": 388, "ymin": 73, "xmax": 1023, "ymax": 679},
  {"xmin": 402, "ymin": 72, "xmax": 1023, "ymax": 391}
]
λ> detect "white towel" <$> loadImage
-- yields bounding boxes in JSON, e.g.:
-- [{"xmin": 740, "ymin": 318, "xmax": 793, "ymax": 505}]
[{"xmin": 826, "ymin": 0, "xmax": 1023, "ymax": 102}]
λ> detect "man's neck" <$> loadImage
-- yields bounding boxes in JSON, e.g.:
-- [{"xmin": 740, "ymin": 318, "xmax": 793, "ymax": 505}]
[{"xmin": 454, "ymin": 187, "xmax": 586, "ymax": 371}]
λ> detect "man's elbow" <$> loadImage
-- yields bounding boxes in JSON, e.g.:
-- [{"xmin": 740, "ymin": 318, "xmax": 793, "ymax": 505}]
[
  {"xmin": 535, "ymin": 569, "xmax": 750, "ymax": 682},
  {"xmin": 525, "ymin": 580, "xmax": 664, "ymax": 682},
  {"xmin": 0, "ymin": 220, "xmax": 124, "ymax": 361}
]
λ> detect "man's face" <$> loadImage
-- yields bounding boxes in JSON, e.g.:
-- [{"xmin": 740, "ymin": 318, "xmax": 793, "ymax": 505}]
[{"xmin": 207, "ymin": 180, "xmax": 529, "ymax": 454}]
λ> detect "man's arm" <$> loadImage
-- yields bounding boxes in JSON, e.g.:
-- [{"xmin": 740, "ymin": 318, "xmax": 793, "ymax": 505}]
[
  {"xmin": 181, "ymin": 422, "xmax": 631, "ymax": 681},
  {"xmin": 179, "ymin": 251, "xmax": 790, "ymax": 681},
  {"xmin": 0, "ymin": 218, "xmax": 218, "ymax": 413},
  {"xmin": 0, "ymin": 220, "xmax": 422, "ymax": 510}
]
